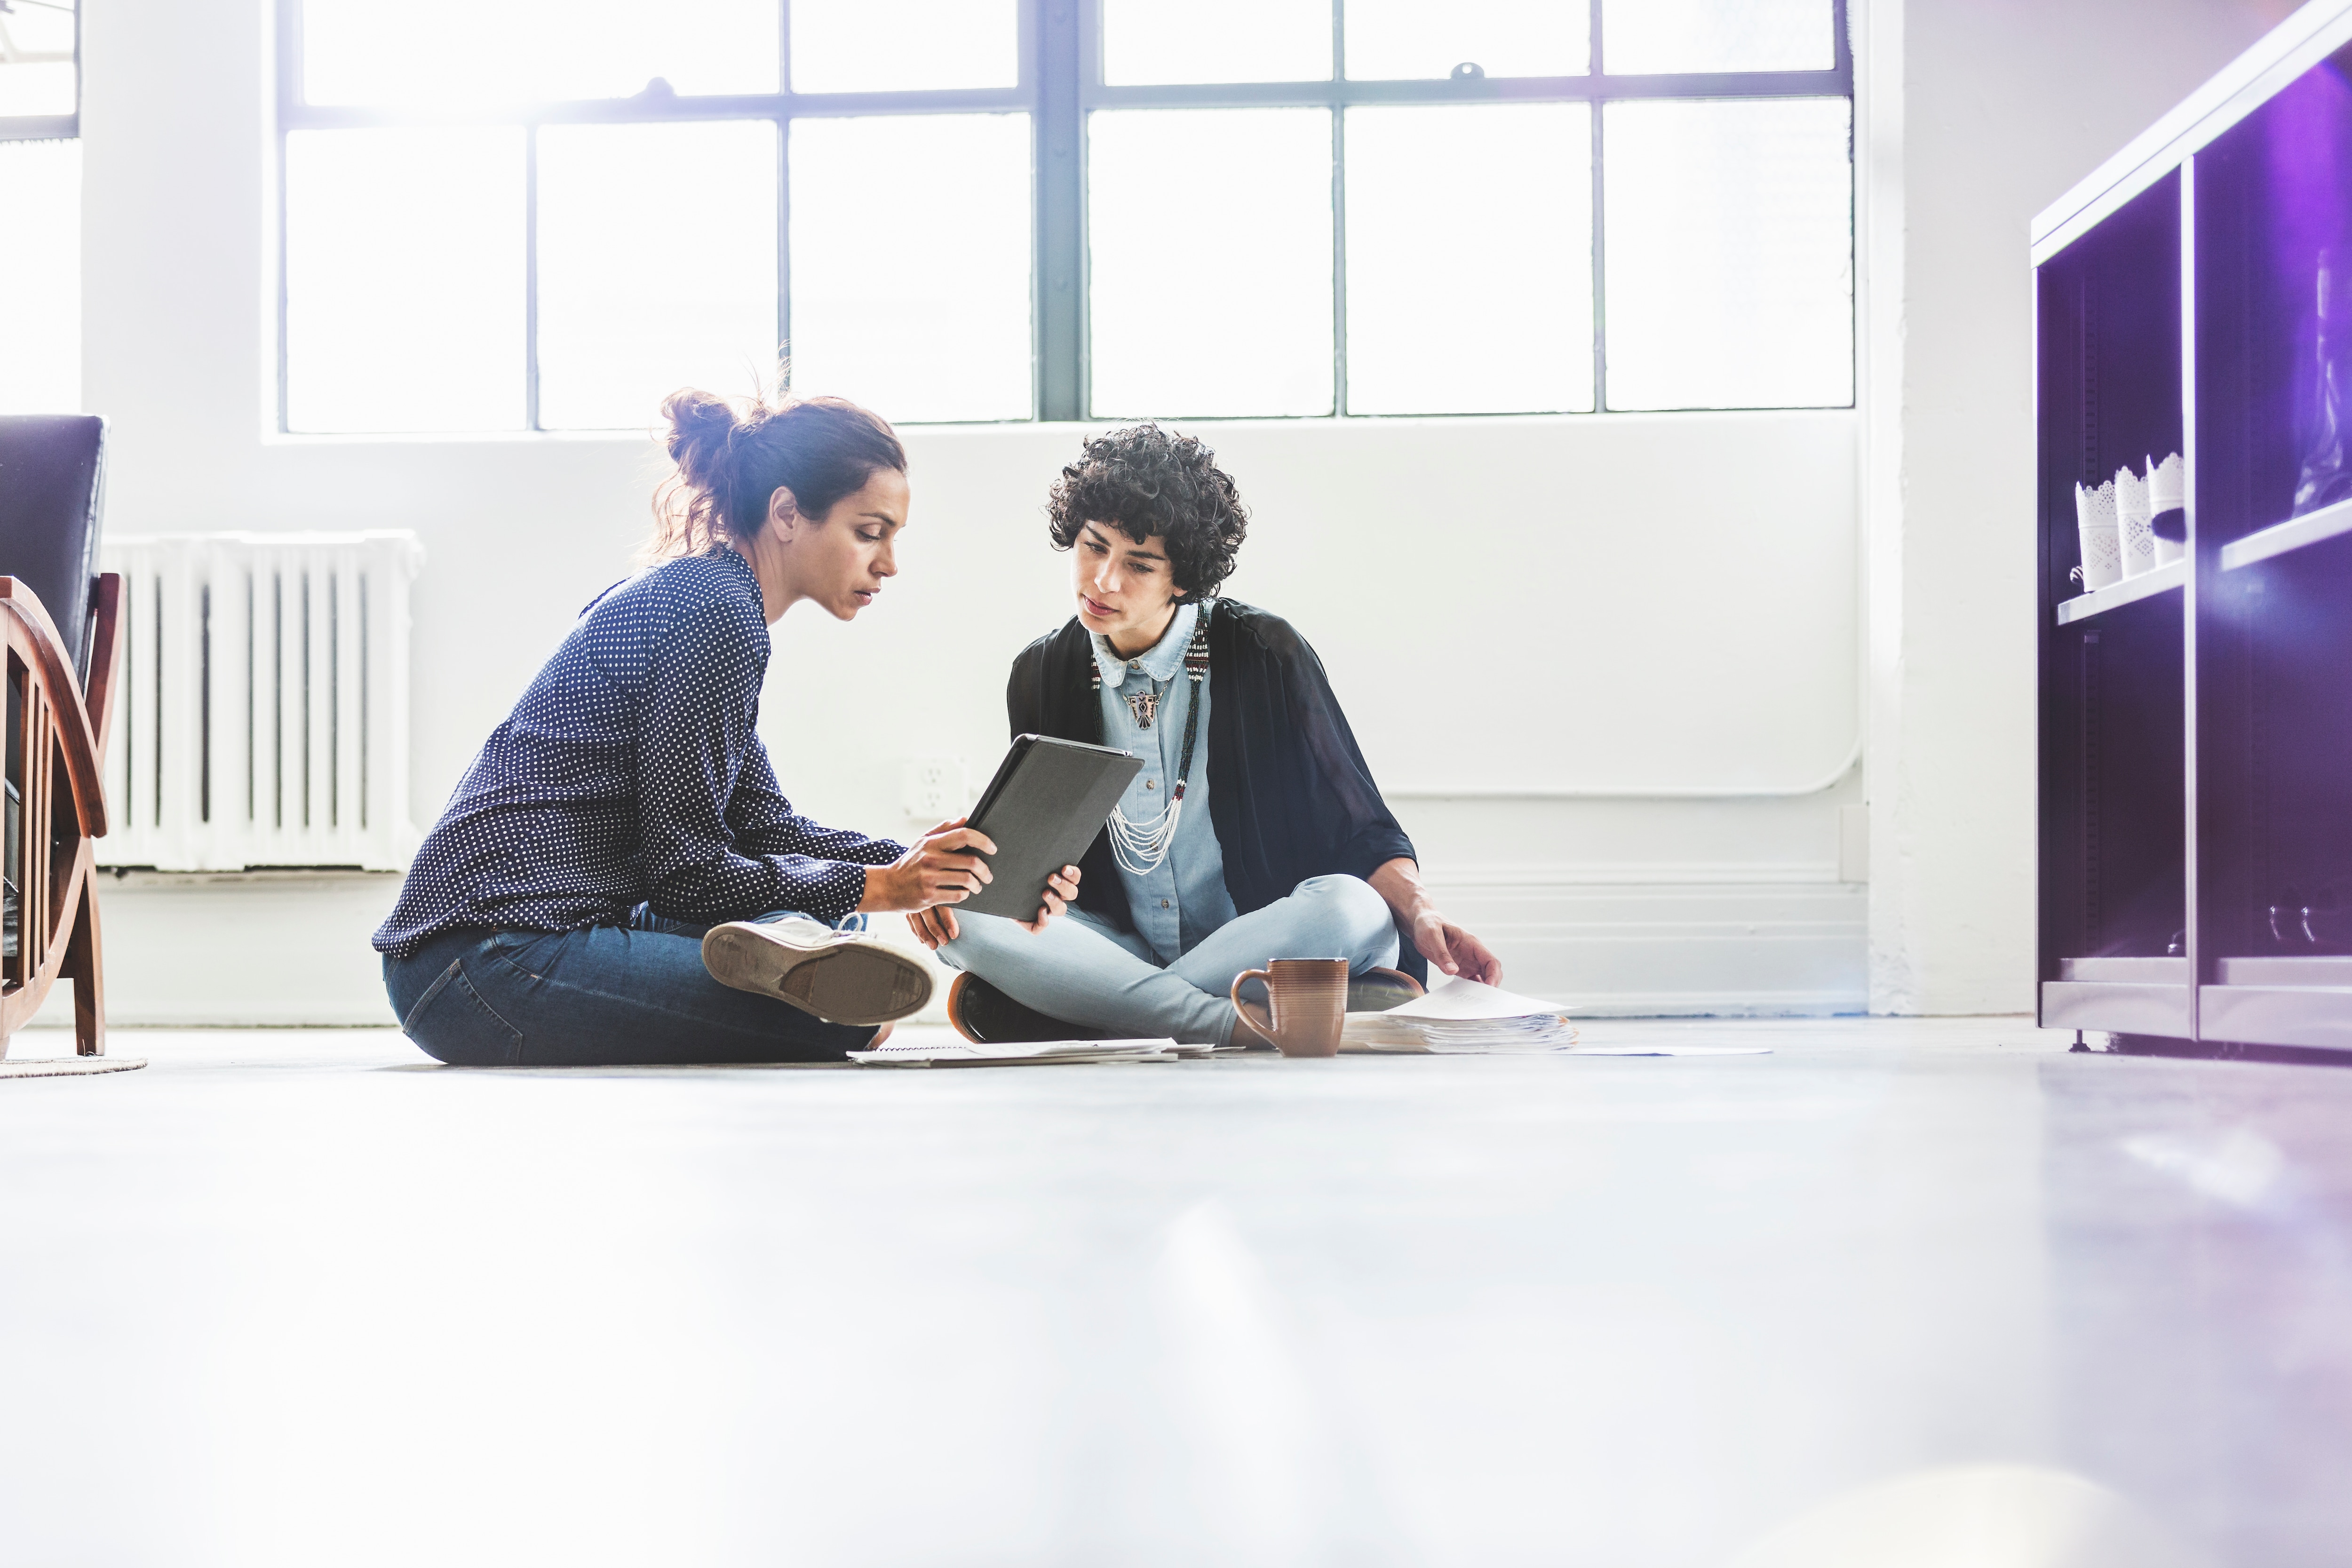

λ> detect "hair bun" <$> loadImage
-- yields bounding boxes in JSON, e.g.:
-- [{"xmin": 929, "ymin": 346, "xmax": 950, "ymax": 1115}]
[
  {"xmin": 644, "ymin": 375, "xmax": 906, "ymax": 566},
  {"xmin": 661, "ymin": 389, "xmax": 740, "ymax": 488}
]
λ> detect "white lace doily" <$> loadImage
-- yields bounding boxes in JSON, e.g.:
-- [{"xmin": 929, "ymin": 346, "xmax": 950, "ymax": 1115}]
[
  {"xmin": 2075, "ymin": 480, "xmax": 2122, "ymax": 590},
  {"xmin": 2149, "ymin": 452, "xmax": 2186, "ymax": 565},
  {"xmin": 2114, "ymin": 463, "xmax": 2157, "ymax": 577}
]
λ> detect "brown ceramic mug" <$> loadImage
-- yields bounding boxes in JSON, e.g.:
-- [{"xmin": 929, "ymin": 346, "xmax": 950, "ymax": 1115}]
[{"xmin": 1229, "ymin": 957, "xmax": 1349, "ymax": 1058}]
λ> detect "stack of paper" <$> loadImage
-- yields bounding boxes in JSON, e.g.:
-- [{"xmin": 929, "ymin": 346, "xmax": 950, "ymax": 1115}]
[
  {"xmin": 848, "ymin": 1036, "xmax": 1182, "ymax": 1068},
  {"xmin": 1341, "ymin": 978, "xmax": 1578, "ymax": 1055}
]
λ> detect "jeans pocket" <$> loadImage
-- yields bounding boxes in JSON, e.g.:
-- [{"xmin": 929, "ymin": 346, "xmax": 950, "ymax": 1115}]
[{"xmin": 400, "ymin": 953, "xmax": 525, "ymax": 1067}]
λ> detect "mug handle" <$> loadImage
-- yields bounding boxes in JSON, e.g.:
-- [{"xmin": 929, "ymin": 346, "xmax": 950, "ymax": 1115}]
[{"xmin": 1230, "ymin": 969, "xmax": 1275, "ymax": 1043}]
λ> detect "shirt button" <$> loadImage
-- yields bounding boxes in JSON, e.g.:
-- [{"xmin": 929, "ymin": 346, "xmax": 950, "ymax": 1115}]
[
  {"xmin": 1128, "ymin": 661, "xmax": 1140, "ymax": 670},
  {"xmin": 1161, "ymin": 899, "xmax": 1170, "ymax": 908},
  {"xmin": 1145, "ymin": 779, "xmax": 1155, "ymax": 790}
]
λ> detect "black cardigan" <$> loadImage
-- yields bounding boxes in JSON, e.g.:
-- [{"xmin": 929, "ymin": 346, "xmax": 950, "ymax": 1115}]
[{"xmin": 1005, "ymin": 599, "xmax": 1425, "ymax": 981}]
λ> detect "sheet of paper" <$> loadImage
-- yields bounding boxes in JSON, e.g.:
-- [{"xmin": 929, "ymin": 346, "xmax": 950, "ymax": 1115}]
[
  {"xmin": 1383, "ymin": 976, "xmax": 1571, "ymax": 1021},
  {"xmin": 1566, "ymin": 1045, "xmax": 1772, "ymax": 1057},
  {"xmin": 848, "ymin": 1037, "xmax": 1179, "ymax": 1067}
]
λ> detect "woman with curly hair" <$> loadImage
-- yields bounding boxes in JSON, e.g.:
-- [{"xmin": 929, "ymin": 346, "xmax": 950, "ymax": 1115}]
[{"xmin": 909, "ymin": 422, "xmax": 1502, "ymax": 1047}]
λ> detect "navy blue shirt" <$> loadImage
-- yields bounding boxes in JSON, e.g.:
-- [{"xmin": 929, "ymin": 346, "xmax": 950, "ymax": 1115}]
[{"xmin": 373, "ymin": 548, "xmax": 905, "ymax": 957}]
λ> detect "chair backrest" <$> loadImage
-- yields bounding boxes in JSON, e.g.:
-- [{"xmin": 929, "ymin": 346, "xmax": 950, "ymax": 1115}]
[{"xmin": 0, "ymin": 415, "xmax": 106, "ymax": 685}]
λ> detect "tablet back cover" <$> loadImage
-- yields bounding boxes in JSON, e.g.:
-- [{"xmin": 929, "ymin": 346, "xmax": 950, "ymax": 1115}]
[{"xmin": 959, "ymin": 736, "xmax": 1141, "ymax": 919}]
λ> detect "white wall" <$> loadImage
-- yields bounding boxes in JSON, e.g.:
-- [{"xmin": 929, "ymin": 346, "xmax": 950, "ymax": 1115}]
[
  {"xmin": 1864, "ymin": 0, "xmax": 2292, "ymax": 1014},
  {"xmin": 48, "ymin": 0, "xmax": 1874, "ymax": 1028}
]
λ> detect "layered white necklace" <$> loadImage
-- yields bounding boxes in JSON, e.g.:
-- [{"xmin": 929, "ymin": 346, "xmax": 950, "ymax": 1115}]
[{"xmin": 1094, "ymin": 603, "xmax": 1212, "ymax": 874}]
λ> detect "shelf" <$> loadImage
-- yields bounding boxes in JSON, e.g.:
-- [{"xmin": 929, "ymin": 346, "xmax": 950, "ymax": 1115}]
[
  {"xmin": 2031, "ymin": 1, "xmax": 2352, "ymax": 259},
  {"xmin": 2219, "ymin": 493, "xmax": 2352, "ymax": 571},
  {"xmin": 2035, "ymin": 6, "xmax": 2352, "ymax": 1060},
  {"xmin": 2200, "ymin": 981, "xmax": 2352, "ymax": 1051},
  {"xmin": 2054, "ymin": 560, "xmax": 2185, "ymax": 625},
  {"xmin": 2060, "ymin": 956, "xmax": 2187, "ymax": 982},
  {"xmin": 2217, "ymin": 955, "xmax": 2352, "ymax": 985},
  {"xmin": 2042, "ymin": 978, "xmax": 2191, "ymax": 1038},
  {"xmin": 2049, "ymin": 960, "xmax": 2352, "ymax": 1050}
]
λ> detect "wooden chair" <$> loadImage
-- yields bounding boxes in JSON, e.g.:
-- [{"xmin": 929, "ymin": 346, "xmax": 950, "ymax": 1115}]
[{"xmin": 0, "ymin": 415, "xmax": 124, "ymax": 1061}]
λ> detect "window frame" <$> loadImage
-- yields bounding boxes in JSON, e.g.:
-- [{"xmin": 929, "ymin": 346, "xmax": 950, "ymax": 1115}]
[
  {"xmin": 271, "ymin": 0, "xmax": 1853, "ymax": 431},
  {"xmin": 0, "ymin": 0, "xmax": 80, "ymax": 143},
  {"xmin": 0, "ymin": 0, "xmax": 82, "ymax": 420}
]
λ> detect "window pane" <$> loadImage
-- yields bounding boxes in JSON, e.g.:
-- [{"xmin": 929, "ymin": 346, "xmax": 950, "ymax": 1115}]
[
  {"xmin": 1345, "ymin": 104, "xmax": 1590, "ymax": 415},
  {"xmin": 791, "ymin": 0, "xmax": 1017, "ymax": 92},
  {"xmin": 302, "ymin": 0, "xmax": 776, "ymax": 108},
  {"xmin": 1601, "ymin": 0, "xmax": 1834, "ymax": 74},
  {"xmin": 0, "ymin": 140, "xmax": 79, "ymax": 414},
  {"xmin": 1102, "ymin": 0, "xmax": 1329, "ymax": 85},
  {"xmin": 0, "ymin": 0, "xmax": 76, "ymax": 116},
  {"xmin": 1603, "ymin": 98, "xmax": 1852, "ymax": 411},
  {"xmin": 1089, "ymin": 109, "xmax": 1333, "ymax": 418},
  {"xmin": 1344, "ymin": 0, "xmax": 1587, "ymax": 80},
  {"xmin": 789, "ymin": 115, "xmax": 1032, "ymax": 422},
  {"xmin": 537, "ymin": 122, "xmax": 778, "ymax": 431},
  {"xmin": 285, "ymin": 128, "xmax": 525, "ymax": 433}
]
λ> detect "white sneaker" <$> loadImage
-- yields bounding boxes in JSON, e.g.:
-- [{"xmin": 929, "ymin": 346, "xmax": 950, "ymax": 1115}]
[{"xmin": 701, "ymin": 919, "xmax": 935, "ymax": 1027}]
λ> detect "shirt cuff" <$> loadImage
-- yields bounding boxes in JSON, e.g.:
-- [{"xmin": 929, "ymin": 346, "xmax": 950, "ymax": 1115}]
[{"xmin": 771, "ymin": 858, "xmax": 875, "ymax": 926}]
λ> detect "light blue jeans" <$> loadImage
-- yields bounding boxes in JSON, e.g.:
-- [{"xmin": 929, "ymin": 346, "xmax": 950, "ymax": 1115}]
[{"xmin": 934, "ymin": 873, "xmax": 1400, "ymax": 1046}]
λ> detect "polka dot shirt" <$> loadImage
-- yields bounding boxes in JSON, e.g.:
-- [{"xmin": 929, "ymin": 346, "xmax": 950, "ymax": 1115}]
[{"xmin": 373, "ymin": 548, "xmax": 906, "ymax": 957}]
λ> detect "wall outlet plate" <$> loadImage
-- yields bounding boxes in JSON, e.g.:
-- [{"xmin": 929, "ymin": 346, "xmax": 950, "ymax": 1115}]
[{"xmin": 900, "ymin": 757, "xmax": 969, "ymax": 823}]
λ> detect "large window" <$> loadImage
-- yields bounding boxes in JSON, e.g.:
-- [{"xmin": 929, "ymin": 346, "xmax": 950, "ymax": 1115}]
[
  {"xmin": 0, "ymin": 0, "xmax": 79, "ymax": 414},
  {"xmin": 277, "ymin": 0, "xmax": 1851, "ymax": 432}
]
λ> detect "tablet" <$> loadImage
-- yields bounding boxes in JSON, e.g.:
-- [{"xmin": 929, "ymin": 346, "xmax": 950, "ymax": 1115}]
[{"xmin": 954, "ymin": 734, "xmax": 1142, "ymax": 920}]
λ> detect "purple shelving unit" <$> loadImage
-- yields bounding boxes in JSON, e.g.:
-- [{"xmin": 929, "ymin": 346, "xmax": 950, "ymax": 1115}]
[{"xmin": 2036, "ymin": 2, "xmax": 2352, "ymax": 1052}]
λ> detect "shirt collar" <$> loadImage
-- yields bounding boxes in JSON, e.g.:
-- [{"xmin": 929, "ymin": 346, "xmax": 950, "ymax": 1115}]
[
  {"xmin": 1093, "ymin": 599, "xmax": 1198, "ymax": 687},
  {"xmin": 713, "ymin": 544, "xmax": 759, "ymax": 594}
]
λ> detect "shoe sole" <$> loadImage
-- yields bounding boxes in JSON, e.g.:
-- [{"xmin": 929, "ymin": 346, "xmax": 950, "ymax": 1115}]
[
  {"xmin": 702, "ymin": 926, "xmax": 935, "ymax": 1027},
  {"xmin": 946, "ymin": 972, "xmax": 1111, "ymax": 1046},
  {"xmin": 946, "ymin": 973, "xmax": 984, "ymax": 1044}
]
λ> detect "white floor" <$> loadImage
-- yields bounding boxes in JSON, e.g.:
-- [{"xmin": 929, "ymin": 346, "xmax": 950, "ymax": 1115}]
[{"xmin": 2, "ymin": 1018, "xmax": 2345, "ymax": 1567}]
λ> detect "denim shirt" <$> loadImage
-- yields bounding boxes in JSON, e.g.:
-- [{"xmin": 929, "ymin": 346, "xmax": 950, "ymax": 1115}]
[{"xmin": 1094, "ymin": 601, "xmax": 1240, "ymax": 963}]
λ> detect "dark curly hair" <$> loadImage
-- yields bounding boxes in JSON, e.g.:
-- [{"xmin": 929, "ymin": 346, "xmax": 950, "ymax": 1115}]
[{"xmin": 1046, "ymin": 424, "xmax": 1248, "ymax": 599}]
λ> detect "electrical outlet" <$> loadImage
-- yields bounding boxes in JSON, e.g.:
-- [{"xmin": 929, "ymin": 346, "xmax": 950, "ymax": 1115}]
[{"xmin": 900, "ymin": 757, "xmax": 969, "ymax": 824}]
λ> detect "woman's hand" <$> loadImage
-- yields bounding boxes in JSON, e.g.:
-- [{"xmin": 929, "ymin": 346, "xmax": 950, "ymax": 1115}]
[
  {"xmin": 907, "ymin": 905, "xmax": 955, "ymax": 950},
  {"xmin": 1018, "ymin": 864, "xmax": 1082, "ymax": 935},
  {"xmin": 907, "ymin": 864, "xmax": 1081, "ymax": 950},
  {"xmin": 1409, "ymin": 908, "xmax": 1502, "ymax": 985},
  {"xmin": 859, "ymin": 818, "xmax": 995, "ymax": 915},
  {"xmin": 1369, "ymin": 855, "xmax": 1502, "ymax": 985}
]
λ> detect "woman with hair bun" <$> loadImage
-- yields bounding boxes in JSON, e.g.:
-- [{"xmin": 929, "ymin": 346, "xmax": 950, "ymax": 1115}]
[{"xmin": 374, "ymin": 387, "xmax": 1078, "ymax": 1066}]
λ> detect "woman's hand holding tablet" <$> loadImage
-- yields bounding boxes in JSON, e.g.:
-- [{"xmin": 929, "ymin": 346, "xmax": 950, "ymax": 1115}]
[
  {"xmin": 858, "ymin": 817, "xmax": 996, "ymax": 911},
  {"xmin": 866, "ymin": 817, "xmax": 1081, "ymax": 939},
  {"xmin": 905, "ymin": 852, "xmax": 1081, "ymax": 947}
]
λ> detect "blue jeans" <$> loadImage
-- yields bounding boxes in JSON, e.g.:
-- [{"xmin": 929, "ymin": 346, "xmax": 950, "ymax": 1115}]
[
  {"xmin": 935, "ymin": 873, "xmax": 1400, "ymax": 1046},
  {"xmin": 381, "ymin": 905, "xmax": 879, "ymax": 1067}
]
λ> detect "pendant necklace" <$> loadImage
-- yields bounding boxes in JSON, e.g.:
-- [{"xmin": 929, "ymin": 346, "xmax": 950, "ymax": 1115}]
[{"xmin": 1092, "ymin": 603, "xmax": 1211, "ymax": 874}]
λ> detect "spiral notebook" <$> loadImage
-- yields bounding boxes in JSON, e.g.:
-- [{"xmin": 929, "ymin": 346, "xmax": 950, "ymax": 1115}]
[{"xmin": 849, "ymin": 1036, "xmax": 1190, "ymax": 1067}]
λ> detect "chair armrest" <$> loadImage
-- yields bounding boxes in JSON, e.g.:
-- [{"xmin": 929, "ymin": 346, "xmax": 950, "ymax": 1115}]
[{"xmin": 0, "ymin": 576, "xmax": 111, "ymax": 840}]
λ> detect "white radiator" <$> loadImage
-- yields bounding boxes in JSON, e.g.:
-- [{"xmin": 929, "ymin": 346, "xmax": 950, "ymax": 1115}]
[{"xmin": 97, "ymin": 532, "xmax": 425, "ymax": 871}]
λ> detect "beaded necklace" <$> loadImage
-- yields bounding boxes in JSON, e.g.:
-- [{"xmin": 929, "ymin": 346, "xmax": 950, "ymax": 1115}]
[{"xmin": 1091, "ymin": 601, "xmax": 1212, "ymax": 874}]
